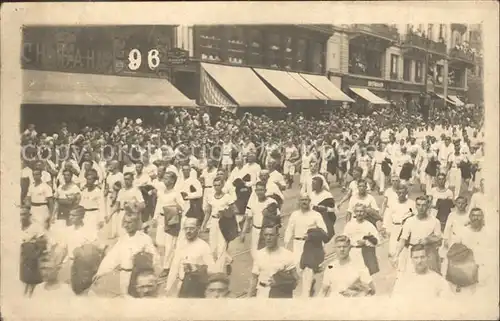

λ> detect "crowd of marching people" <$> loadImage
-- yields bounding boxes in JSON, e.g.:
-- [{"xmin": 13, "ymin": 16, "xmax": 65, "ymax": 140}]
[{"xmin": 18, "ymin": 102, "xmax": 490, "ymax": 299}]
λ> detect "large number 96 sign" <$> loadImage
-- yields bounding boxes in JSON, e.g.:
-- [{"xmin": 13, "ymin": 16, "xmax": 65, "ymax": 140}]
[{"xmin": 128, "ymin": 49, "xmax": 161, "ymax": 71}]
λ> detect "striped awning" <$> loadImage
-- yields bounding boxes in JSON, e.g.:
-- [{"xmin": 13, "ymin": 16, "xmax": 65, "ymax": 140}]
[
  {"xmin": 434, "ymin": 93, "xmax": 455, "ymax": 104},
  {"xmin": 299, "ymin": 73, "xmax": 354, "ymax": 102},
  {"xmin": 200, "ymin": 67, "xmax": 238, "ymax": 109},
  {"xmin": 448, "ymin": 95, "xmax": 465, "ymax": 106},
  {"xmin": 349, "ymin": 87, "xmax": 389, "ymax": 105},
  {"xmin": 253, "ymin": 68, "xmax": 319, "ymax": 100},
  {"xmin": 23, "ymin": 69, "xmax": 197, "ymax": 107},
  {"xmin": 287, "ymin": 72, "xmax": 329, "ymax": 100},
  {"xmin": 201, "ymin": 63, "xmax": 285, "ymax": 108}
]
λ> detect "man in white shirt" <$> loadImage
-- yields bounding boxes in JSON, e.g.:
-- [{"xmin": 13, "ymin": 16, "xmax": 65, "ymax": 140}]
[
  {"xmin": 337, "ymin": 167, "xmax": 363, "ymax": 209},
  {"xmin": 248, "ymin": 225, "xmax": 298, "ymax": 298},
  {"xmin": 80, "ymin": 170, "xmax": 105, "ymax": 231},
  {"xmin": 343, "ymin": 204, "xmax": 380, "ymax": 270},
  {"xmin": 382, "ymin": 183, "xmax": 415, "ymax": 270},
  {"xmin": 267, "ymin": 159, "xmax": 287, "ymax": 195},
  {"xmin": 347, "ymin": 179, "xmax": 381, "ymax": 227},
  {"xmin": 380, "ymin": 175, "xmax": 401, "ymax": 220},
  {"xmin": 284, "ymin": 194, "xmax": 327, "ymax": 297},
  {"xmin": 392, "ymin": 244, "xmax": 452, "ymax": 299},
  {"xmin": 110, "ymin": 172, "xmax": 146, "ymax": 238},
  {"xmin": 165, "ymin": 217, "xmax": 215, "ymax": 297},
  {"xmin": 282, "ymin": 138, "xmax": 299, "ymax": 188},
  {"xmin": 221, "ymin": 136, "xmax": 235, "ymax": 172},
  {"xmin": 468, "ymin": 178, "xmax": 485, "ymax": 214},
  {"xmin": 443, "ymin": 196, "xmax": 470, "ymax": 248},
  {"xmin": 25, "ymin": 169, "xmax": 54, "ymax": 230},
  {"xmin": 392, "ymin": 195, "xmax": 443, "ymax": 274},
  {"xmin": 240, "ymin": 181, "xmax": 280, "ymax": 258},
  {"xmin": 241, "ymin": 153, "xmax": 262, "ymax": 188},
  {"xmin": 65, "ymin": 206, "xmax": 100, "ymax": 260},
  {"xmin": 437, "ymin": 136, "xmax": 454, "ymax": 173},
  {"xmin": 176, "ymin": 163, "xmax": 203, "ymax": 220},
  {"xmin": 258, "ymin": 169, "xmax": 284, "ymax": 203},
  {"xmin": 133, "ymin": 162, "xmax": 152, "ymax": 188},
  {"xmin": 24, "ymin": 160, "xmax": 52, "ymax": 186},
  {"xmin": 94, "ymin": 212, "xmax": 159, "ymax": 297},
  {"xmin": 321, "ymin": 235, "xmax": 375, "ymax": 298}
]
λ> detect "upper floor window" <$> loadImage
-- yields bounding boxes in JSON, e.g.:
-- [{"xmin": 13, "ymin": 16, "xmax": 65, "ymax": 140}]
[
  {"xmin": 390, "ymin": 54, "xmax": 399, "ymax": 79},
  {"xmin": 427, "ymin": 24, "xmax": 434, "ymax": 41},
  {"xmin": 415, "ymin": 60, "xmax": 423, "ymax": 82},
  {"xmin": 403, "ymin": 58, "xmax": 411, "ymax": 81},
  {"xmin": 248, "ymin": 28, "xmax": 263, "ymax": 65},
  {"xmin": 310, "ymin": 41, "xmax": 324, "ymax": 74},
  {"xmin": 296, "ymin": 38, "xmax": 307, "ymax": 71}
]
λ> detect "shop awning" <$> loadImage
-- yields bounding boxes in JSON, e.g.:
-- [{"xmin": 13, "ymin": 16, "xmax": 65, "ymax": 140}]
[
  {"xmin": 23, "ymin": 70, "xmax": 197, "ymax": 107},
  {"xmin": 448, "ymin": 95, "xmax": 465, "ymax": 106},
  {"xmin": 200, "ymin": 67, "xmax": 238, "ymax": 109},
  {"xmin": 201, "ymin": 63, "xmax": 285, "ymax": 108},
  {"xmin": 287, "ymin": 72, "xmax": 329, "ymax": 100},
  {"xmin": 349, "ymin": 87, "xmax": 390, "ymax": 105},
  {"xmin": 253, "ymin": 68, "xmax": 318, "ymax": 100},
  {"xmin": 300, "ymin": 73, "xmax": 355, "ymax": 102},
  {"xmin": 434, "ymin": 93, "xmax": 455, "ymax": 104}
]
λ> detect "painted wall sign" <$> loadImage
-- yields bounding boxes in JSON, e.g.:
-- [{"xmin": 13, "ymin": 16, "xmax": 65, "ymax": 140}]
[
  {"xmin": 367, "ymin": 80, "xmax": 384, "ymax": 88},
  {"xmin": 22, "ymin": 26, "xmax": 175, "ymax": 77}
]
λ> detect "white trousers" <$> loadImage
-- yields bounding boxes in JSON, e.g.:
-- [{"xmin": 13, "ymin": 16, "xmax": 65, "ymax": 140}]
[
  {"xmin": 292, "ymin": 239, "xmax": 315, "ymax": 298},
  {"xmin": 111, "ymin": 210, "xmax": 126, "ymax": 238},
  {"xmin": 283, "ymin": 161, "xmax": 295, "ymax": 176},
  {"xmin": 203, "ymin": 187, "xmax": 214, "ymax": 210},
  {"xmin": 256, "ymin": 283, "xmax": 271, "ymax": 298},
  {"xmin": 373, "ymin": 164, "xmax": 385, "ymax": 191},
  {"xmin": 83, "ymin": 210, "xmax": 100, "ymax": 231},
  {"xmin": 155, "ymin": 218, "xmax": 178, "ymax": 270},
  {"xmin": 222, "ymin": 155, "xmax": 233, "ymax": 166},
  {"xmin": 448, "ymin": 167, "xmax": 462, "ymax": 197},
  {"xmin": 250, "ymin": 226, "xmax": 261, "ymax": 259},
  {"xmin": 300, "ymin": 169, "xmax": 311, "ymax": 186},
  {"xmin": 208, "ymin": 218, "xmax": 228, "ymax": 262},
  {"xmin": 31, "ymin": 205, "xmax": 50, "ymax": 230}
]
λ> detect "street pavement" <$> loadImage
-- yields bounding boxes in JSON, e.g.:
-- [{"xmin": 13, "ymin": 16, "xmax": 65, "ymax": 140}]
[
  {"xmin": 223, "ymin": 176, "xmax": 403, "ymax": 298},
  {"xmin": 91, "ymin": 173, "xmax": 471, "ymax": 298}
]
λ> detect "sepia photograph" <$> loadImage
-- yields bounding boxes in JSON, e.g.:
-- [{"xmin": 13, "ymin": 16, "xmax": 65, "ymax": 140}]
[{"xmin": 1, "ymin": 2, "xmax": 499, "ymax": 320}]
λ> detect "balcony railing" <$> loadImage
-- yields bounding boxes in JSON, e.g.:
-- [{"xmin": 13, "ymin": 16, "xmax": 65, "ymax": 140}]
[
  {"xmin": 402, "ymin": 33, "xmax": 447, "ymax": 55},
  {"xmin": 349, "ymin": 24, "xmax": 400, "ymax": 42},
  {"xmin": 449, "ymin": 47, "xmax": 475, "ymax": 63}
]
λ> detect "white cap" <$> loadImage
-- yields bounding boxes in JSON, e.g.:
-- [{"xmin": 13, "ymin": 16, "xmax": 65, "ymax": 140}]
[{"xmin": 136, "ymin": 118, "xmax": 143, "ymax": 125}]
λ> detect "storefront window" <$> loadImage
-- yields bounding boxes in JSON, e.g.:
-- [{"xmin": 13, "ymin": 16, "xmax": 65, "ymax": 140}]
[
  {"xmin": 403, "ymin": 58, "xmax": 411, "ymax": 81},
  {"xmin": 448, "ymin": 66, "xmax": 464, "ymax": 87},
  {"xmin": 414, "ymin": 60, "xmax": 423, "ymax": 83},
  {"xmin": 310, "ymin": 42, "xmax": 324, "ymax": 74},
  {"xmin": 390, "ymin": 54, "xmax": 399, "ymax": 79},
  {"xmin": 296, "ymin": 38, "xmax": 307, "ymax": 71},
  {"xmin": 283, "ymin": 36, "xmax": 293, "ymax": 70},
  {"xmin": 248, "ymin": 28, "xmax": 263, "ymax": 66},
  {"xmin": 227, "ymin": 26, "xmax": 245, "ymax": 65},
  {"xmin": 266, "ymin": 33, "xmax": 281, "ymax": 68},
  {"xmin": 198, "ymin": 26, "xmax": 222, "ymax": 62},
  {"xmin": 436, "ymin": 64, "xmax": 444, "ymax": 85},
  {"xmin": 349, "ymin": 44, "xmax": 382, "ymax": 78},
  {"xmin": 427, "ymin": 24, "xmax": 434, "ymax": 40}
]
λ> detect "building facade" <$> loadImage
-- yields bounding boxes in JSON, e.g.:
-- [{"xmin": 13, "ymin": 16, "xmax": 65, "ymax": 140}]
[
  {"xmin": 174, "ymin": 24, "xmax": 337, "ymax": 112},
  {"xmin": 327, "ymin": 23, "xmax": 481, "ymax": 111}
]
